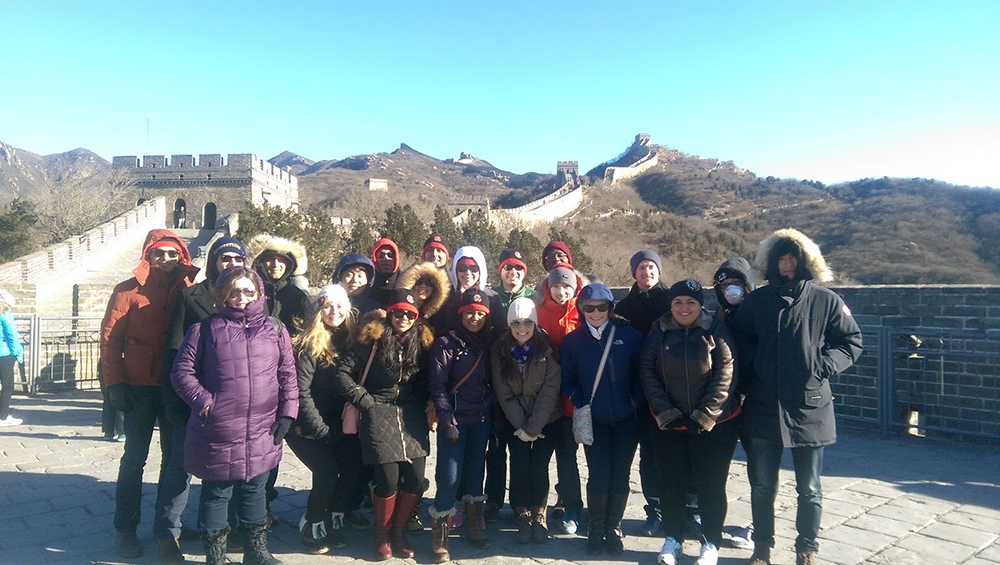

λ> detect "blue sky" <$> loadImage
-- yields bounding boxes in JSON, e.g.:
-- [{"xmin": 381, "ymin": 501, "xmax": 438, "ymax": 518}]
[{"xmin": 2, "ymin": 1, "xmax": 998, "ymax": 187}]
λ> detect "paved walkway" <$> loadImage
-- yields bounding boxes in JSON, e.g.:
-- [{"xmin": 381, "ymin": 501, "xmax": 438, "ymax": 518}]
[{"xmin": 1, "ymin": 392, "xmax": 998, "ymax": 564}]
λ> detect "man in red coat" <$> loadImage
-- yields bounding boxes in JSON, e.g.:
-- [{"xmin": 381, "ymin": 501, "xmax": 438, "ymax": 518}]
[{"xmin": 101, "ymin": 229, "xmax": 199, "ymax": 560}]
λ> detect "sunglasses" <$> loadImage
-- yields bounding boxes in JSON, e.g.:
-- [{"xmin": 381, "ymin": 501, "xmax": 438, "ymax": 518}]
[
  {"xmin": 151, "ymin": 249, "xmax": 179, "ymax": 259},
  {"xmin": 457, "ymin": 265, "xmax": 480, "ymax": 274},
  {"xmin": 414, "ymin": 278, "xmax": 434, "ymax": 287},
  {"xmin": 580, "ymin": 303, "xmax": 611, "ymax": 314},
  {"xmin": 502, "ymin": 264, "xmax": 525, "ymax": 272},
  {"xmin": 391, "ymin": 310, "xmax": 417, "ymax": 321},
  {"xmin": 219, "ymin": 254, "xmax": 244, "ymax": 265},
  {"xmin": 509, "ymin": 319, "xmax": 535, "ymax": 329},
  {"xmin": 228, "ymin": 288, "xmax": 258, "ymax": 299}
]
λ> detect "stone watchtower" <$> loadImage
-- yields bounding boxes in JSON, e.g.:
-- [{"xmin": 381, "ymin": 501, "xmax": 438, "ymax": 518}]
[
  {"xmin": 556, "ymin": 161, "xmax": 579, "ymax": 187},
  {"xmin": 111, "ymin": 153, "xmax": 299, "ymax": 230}
]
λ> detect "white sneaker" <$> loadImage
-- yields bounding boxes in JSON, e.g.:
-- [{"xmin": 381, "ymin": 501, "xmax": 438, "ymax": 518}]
[
  {"xmin": 0, "ymin": 415, "xmax": 22, "ymax": 427},
  {"xmin": 730, "ymin": 523, "xmax": 755, "ymax": 550},
  {"xmin": 658, "ymin": 536, "xmax": 683, "ymax": 565},
  {"xmin": 696, "ymin": 542, "xmax": 719, "ymax": 565}
]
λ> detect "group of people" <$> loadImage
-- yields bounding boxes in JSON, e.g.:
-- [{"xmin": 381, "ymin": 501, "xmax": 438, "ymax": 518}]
[{"xmin": 97, "ymin": 224, "xmax": 862, "ymax": 565}]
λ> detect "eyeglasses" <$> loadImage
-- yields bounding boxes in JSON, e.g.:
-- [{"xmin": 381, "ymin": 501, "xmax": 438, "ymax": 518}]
[
  {"xmin": 151, "ymin": 249, "xmax": 179, "ymax": 259},
  {"xmin": 580, "ymin": 303, "xmax": 611, "ymax": 314},
  {"xmin": 502, "ymin": 264, "xmax": 525, "ymax": 272},
  {"xmin": 509, "ymin": 319, "xmax": 535, "ymax": 329},
  {"xmin": 457, "ymin": 265, "xmax": 480, "ymax": 274},
  {"xmin": 228, "ymin": 288, "xmax": 258, "ymax": 299},
  {"xmin": 219, "ymin": 254, "xmax": 244, "ymax": 265},
  {"xmin": 391, "ymin": 310, "xmax": 417, "ymax": 321}
]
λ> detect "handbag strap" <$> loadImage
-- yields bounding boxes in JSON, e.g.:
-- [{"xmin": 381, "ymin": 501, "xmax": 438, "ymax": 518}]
[
  {"xmin": 358, "ymin": 344, "xmax": 377, "ymax": 386},
  {"xmin": 589, "ymin": 325, "xmax": 617, "ymax": 401},
  {"xmin": 449, "ymin": 350, "xmax": 484, "ymax": 395}
]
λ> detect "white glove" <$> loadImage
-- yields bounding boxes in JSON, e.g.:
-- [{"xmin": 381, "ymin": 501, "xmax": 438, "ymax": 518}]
[{"xmin": 514, "ymin": 428, "xmax": 537, "ymax": 443}]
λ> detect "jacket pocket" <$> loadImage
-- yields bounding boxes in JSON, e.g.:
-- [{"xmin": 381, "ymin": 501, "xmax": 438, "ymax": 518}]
[
  {"xmin": 123, "ymin": 343, "xmax": 155, "ymax": 383},
  {"xmin": 803, "ymin": 385, "xmax": 831, "ymax": 408}
]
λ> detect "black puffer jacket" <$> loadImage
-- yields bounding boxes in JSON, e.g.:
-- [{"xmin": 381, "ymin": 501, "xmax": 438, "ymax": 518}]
[
  {"xmin": 333, "ymin": 310, "xmax": 434, "ymax": 465},
  {"xmin": 640, "ymin": 310, "xmax": 739, "ymax": 432},
  {"xmin": 290, "ymin": 325, "xmax": 351, "ymax": 442},
  {"xmin": 428, "ymin": 328, "xmax": 494, "ymax": 427},
  {"xmin": 248, "ymin": 234, "xmax": 311, "ymax": 336},
  {"xmin": 615, "ymin": 280, "xmax": 672, "ymax": 337},
  {"xmin": 162, "ymin": 279, "xmax": 216, "ymax": 426}
]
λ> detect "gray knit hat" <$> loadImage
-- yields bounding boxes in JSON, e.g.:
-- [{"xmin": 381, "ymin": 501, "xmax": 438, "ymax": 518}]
[{"xmin": 547, "ymin": 265, "xmax": 577, "ymax": 291}]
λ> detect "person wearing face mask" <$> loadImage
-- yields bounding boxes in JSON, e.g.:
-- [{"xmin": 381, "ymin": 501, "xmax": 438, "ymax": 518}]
[
  {"xmin": 427, "ymin": 289, "xmax": 496, "ymax": 561},
  {"xmin": 286, "ymin": 284, "xmax": 363, "ymax": 554},
  {"xmin": 396, "ymin": 260, "xmax": 452, "ymax": 335},
  {"xmin": 560, "ymin": 284, "xmax": 645, "ymax": 556},
  {"xmin": 101, "ymin": 229, "xmax": 199, "ymax": 560},
  {"xmin": 491, "ymin": 298, "xmax": 562, "ymax": 545},
  {"xmin": 332, "ymin": 289, "xmax": 435, "ymax": 561},
  {"xmin": 641, "ymin": 280, "xmax": 741, "ymax": 565},
  {"xmin": 334, "ymin": 253, "xmax": 381, "ymax": 319},
  {"xmin": 171, "ymin": 266, "xmax": 298, "ymax": 565},
  {"xmin": 614, "ymin": 249, "xmax": 670, "ymax": 537}
]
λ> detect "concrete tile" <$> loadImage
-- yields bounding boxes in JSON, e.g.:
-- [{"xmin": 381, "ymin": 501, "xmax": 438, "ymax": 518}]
[
  {"xmin": 863, "ymin": 545, "xmax": 930, "ymax": 564},
  {"xmin": 895, "ymin": 533, "xmax": 977, "ymax": 561},
  {"xmin": 825, "ymin": 488, "xmax": 891, "ymax": 509},
  {"xmin": 919, "ymin": 521, "xmax": 997, "ymax": 548},
  {"xmin": 819, "ymin": 524, "xmax": 896, "ymax": 552},
  {"xmin": 843, "ymin": 513, "xmax": 919, "ymax": 538},
  {"xmin": 885, "ymin": 494, "xmax": 957, "ymax": 516},
  {"xmin": 979, "ymin": 543, "xmax": 1000, "ymax": 561},
  {"xmin": 938, "ymin": 511, "xmax": 1000, "ymax": 535},
  {"xmin": 814, "ymin": 536, "xmax": 877, "ymax": 564}
]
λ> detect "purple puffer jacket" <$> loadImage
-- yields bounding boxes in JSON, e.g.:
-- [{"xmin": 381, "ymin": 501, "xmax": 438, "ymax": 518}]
[{"xmin": 171, "ymin": 297, "xmax": 299, "ymax": 482}]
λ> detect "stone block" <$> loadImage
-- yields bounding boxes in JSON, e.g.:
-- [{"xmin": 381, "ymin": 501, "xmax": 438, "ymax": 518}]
[
  {"xmin": 819, "ymin": 524, "xmax": 895, "ymax": 552},
  {"xmin": 867, "ymin": 503, "xmax": 936, "ymax": 526},
  {"xmin": 918, "ymin": 520, "xmax": 998, "ymax": 548},
  {"xmin": 978, "ymin": 543, "xmax": 1000, "ymax": 562},
  {"xmin": 895, "ymin": 533, "xmax": 977, "ymax": 560},
  {"xmin": 844, "ymin": 513, "xmax": 918, "ymax": 538},
  {"xmin": 939, "ymin": 511, "xmax": 1000, "ymax": 536},
  {"xmin": 845, "ymin": 481, "xmax": 905, "ymax": 500}
]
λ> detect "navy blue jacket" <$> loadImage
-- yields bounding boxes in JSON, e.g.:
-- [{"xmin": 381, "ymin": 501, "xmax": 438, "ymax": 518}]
[
  {"xmin": 428, "ymin": 329, "xmax": 495, "ymax": 427},
  {"xmin": 560, "ymin": 318, "xmax": 645, "ymax": 425}
]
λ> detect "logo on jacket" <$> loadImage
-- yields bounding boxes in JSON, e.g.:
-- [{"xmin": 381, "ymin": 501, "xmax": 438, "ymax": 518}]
[{"xmin": 406, "ymin": 294, "xmax": 415, "ymax": 304}]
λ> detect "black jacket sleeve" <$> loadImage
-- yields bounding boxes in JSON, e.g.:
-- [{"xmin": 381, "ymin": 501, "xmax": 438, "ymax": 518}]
[
  {"xmin": 295, "ymin": 353, "xmax": 331, "ymax": 439},
  {"xmin": 817, "ymin": 296, "xmax": 863, "ymax": 380},
  {"xmin": 161, "ymin": 295, "xmax": 192, "ymax": 426}
]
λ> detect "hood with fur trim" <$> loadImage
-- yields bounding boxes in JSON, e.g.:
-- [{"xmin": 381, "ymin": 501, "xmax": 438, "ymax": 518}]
[
  {"xmin": 354, "ymin": 309, "xmax": 436, "ymax": 351},
  {"xmin": 753, "ymin": 228, "xmax": 832, "ymax": 283},
  {"xmin": 248, "ymin": 234, "xmax": 308, "ymax": 280},
  {"xmin": 450, "ymin": 246, "xmax": 489, "ymax": 291},
  {"xmin": 395, "ymin": 261, "xmax": 451, "ymax": 318}
]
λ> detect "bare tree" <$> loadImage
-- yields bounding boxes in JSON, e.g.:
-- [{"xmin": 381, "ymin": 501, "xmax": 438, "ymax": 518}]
[{"xmin": 32, "ymin": 167, "xmax": 137, "ymax": 243}]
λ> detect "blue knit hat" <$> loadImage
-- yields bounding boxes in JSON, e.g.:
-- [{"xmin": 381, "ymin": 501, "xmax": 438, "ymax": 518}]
[
  {"xmin": 577, "ymin": 283, "xmax": 615, "ymax": 307},
  {"xmin": 629, "ymin": 249, "xmax": 662, "ymax": 279}
]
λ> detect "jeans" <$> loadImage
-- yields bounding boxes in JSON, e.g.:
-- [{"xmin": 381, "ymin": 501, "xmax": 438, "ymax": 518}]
[
  {"xmin": 153, "ymin": 422, "xmax": 191, "ymax": 540},
  {"xmin": 552, "ymin": 415, "xmax": 583, "ymax": 512},
  {"xmin": 484, "ymin": 417, "xmax": 514, "ymax": 507},
  {"xmin": 508, "ymin": 421, "xmax": 558, "ymax": 509},
  {"xmin": 114, "ymin": 385, "xmax": 168, "ymax": 533},
  {"xmin": 199, "ymin": 470, "xmax": 270, "ymax": 533},
  {"xmin": 637, "ymin": 409, "xmax": 662, "ymax": 518},
  {"xmin": 654, "ymin": 416, "xmax": 740, "ymax": 547},
  {"xmin": 286, "ymin": 434, "xmax": 364, "ymax": 522},
  {"xmin": 433, "ymin": 419, "xmax": 491, "ymax": 511},
  {"xmin": 0, "ymin": 356, "xmax": 15, "ymax": 420},
  {"xmin": 584, "ymin": 416, "xmax": 639, "ymax": 497},
  {"xmin": 744, "ymin": 436, "xmax": 824, "ymax": 553}
]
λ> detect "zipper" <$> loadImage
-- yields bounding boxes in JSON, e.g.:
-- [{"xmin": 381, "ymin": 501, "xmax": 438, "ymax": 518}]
[
  {"xmin": 243, "ymin": 316, "xmax": 253, "ymax": 481},
  {"xmin": 684, "ymin": 327, "xmax": 692, "ymax": 416},
  {"xmin": 396, "ymin": 345, "xmax": 407, "ymax": 462}
]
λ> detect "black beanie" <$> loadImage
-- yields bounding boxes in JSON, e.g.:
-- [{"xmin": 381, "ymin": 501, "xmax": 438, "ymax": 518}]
[{"xmin": 668, "ymin": 279, "xmax": 704, "ymax": 305}]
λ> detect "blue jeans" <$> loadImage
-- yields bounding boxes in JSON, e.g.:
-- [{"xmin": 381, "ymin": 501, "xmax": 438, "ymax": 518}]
[
  {"xmin": 199, "ymin": 470, "xmax": 270, "ymax": 533},
  {"xmin": 114, "ymin": 385, "xmax": 168, "ymax": 533},
  {"xmin": 583, "ymin": 416, "xmax": 639, "ymax": 496},
  {"xmin": 744, "ymin": 436, "xmax": 824, "ymax": 553},
  {"xmin": 153, "ymin": 422, "xmax": 191, "ymax": 540},
  {"xmin": 433, "ymin": 419, "xmax": 491, "ymax": 512}
]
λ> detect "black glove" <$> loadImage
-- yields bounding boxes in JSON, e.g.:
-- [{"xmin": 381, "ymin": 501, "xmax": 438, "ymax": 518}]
[
  {"xmin": 107, "ymin": 383, "xmax": 134, "ymax": 413},
  {"xmin": 679, "ymin": 417, "xmax": 703, "ymax": 435},
  {"xmin": 445, "ymin": 424, "xmax": 461, "ymax": 443},
  {"xmin": 269, "ymin": 416, "xmax": 294, "ymax": 445}
]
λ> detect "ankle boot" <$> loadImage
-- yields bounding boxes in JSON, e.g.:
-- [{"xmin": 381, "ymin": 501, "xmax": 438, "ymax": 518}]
[
  {"xmin": 796, "ymin": 550, "xmax": 816, "ymax": 565},
  {"xmin": 750, "ymin": 546, "xmax": 772, "ymax": 565},
  {"xmin": 372, "ymin": 490, "xmax": 397, "ymax": 561},
  {"xmin": 429, "ymin": 506, "xmax": 454, "ymax": 563},
  {"xmin": 586, "ymin": 492, "xmax": 608, "ymax": 555},
  {"xmin": 239, "ymin": 520, "xmax": 281, "ymax": 565},
  {"xmin": 298, "ymin": 514, "xmax": 330, "ymax": 554},
  {"xmin": 604, "ymin": 491, "xmax": 629, "ymax": 555},
  {"xmin": 391, "ymin": 489, "xmax": 422, "ymax": 558},
  {"xmin": 531, "ymin": 505, "xmax": 549, "ymax": 544},
  {"xmin": 463, "ymin": 495, "xmax": 491, "ymax": 549},
  {"xmin": 201, "ymin": 527, "xmax": 229, "ymax": 565},
  {"xmin": 515, "ymin": 507, "xmax": 533, "ymax": 544}
]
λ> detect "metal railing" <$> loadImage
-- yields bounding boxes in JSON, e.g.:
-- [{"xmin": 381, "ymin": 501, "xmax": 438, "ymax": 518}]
[{"xmin": 18, "ymin": 315, "xmax": 103, "ymax": 394}]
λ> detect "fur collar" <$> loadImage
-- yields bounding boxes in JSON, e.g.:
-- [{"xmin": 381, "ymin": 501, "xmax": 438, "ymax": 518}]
[
  {"xmin": 247, "ymin": 234, "xmax": 308, "ymax": 276},
  {"xmin": 395, "ymin": 261, "xmax": 451, "ymax": 318},
  {"xmin": 355, "ymin": 309, "xmax": 435, "ymax": 350},
  {"xmin": 753, "ymin": 228, "xmax": 832, "ymax": 283}
]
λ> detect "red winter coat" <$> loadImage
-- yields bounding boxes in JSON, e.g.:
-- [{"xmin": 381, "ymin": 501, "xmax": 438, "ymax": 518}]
[
  {"xmin": 535, "ymin": 270, "xmax": 587, "ymax": 416},
  {"xmin": 101, "ymin": 229, "xmax": 199, "ymax": 388}
]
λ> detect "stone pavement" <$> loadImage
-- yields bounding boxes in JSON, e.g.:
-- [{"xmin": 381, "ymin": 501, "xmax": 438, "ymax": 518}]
[{"xmin": 1, "ymin": 392, "xmax": 999, "ymax": 565}]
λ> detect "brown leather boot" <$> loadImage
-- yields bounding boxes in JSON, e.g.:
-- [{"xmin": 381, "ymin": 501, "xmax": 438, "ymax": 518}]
[
  {"xmin": 531, "ymin": 505, "xmax": 549, "ymax": 544},
  {"xmin": 391, "ymin": 489, "xmax": 422, "ymax": 558},
  {"xmin": 749, "ymin": 546, "xmax": 771, "ymax": 565},
  {"xmin": 796, "ymin": 550, "xmax": 816, "ymax": 565},
  {"xmin": 372, "ymin": 490, "xmax": 396, "ymax": 561},
  {"xmin": 429, "ymin": 506, "xmax": 454, "ymax": 563},
  {"xmin": 463, "ymin": 495, "xmax": 491, "ymax": 549},
  {"xmin": 515, "ymin": 507, "xmax": 532, "ymax": 544}
]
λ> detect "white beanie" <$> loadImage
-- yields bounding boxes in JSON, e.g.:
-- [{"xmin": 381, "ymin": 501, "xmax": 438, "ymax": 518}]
[
  {"xmin": 0, "ymin": 289, "xmax": 14, "ymax": 309},
  {"xmin": 316, "ymin": 284, "xmax": 351, "ymax": 312},
  {"xmin": 507, "ymin": 297, "xmax": 538, "ymax": 326}
]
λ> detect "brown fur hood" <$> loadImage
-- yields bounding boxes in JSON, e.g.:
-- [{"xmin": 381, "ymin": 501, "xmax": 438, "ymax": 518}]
[
  {"xmin": 753, "ymin": 228, "xmax": 832, "ymax": 283},
  {"xmin": 247, "ymin": 234, "xmax": 308, "ymax": 276},
  {"xmin": 395, "ymin": 261, "xmax": 451, "ymax": 318},
  {"xmin": 354, "ymin": 309, "xmax": 435, "ymax": 350}
]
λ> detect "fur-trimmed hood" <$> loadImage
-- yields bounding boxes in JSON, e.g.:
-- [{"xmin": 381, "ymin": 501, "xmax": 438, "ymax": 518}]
[
  {"xmin": 248, "ymin": 234, "xmax": 308, "ymax": 278},
  {"xmin": 753, "ymin": 228, "xmax": 832, "ymax": 283},
  {"xmin": 354, "ymin": 309, "xmax": 436, "ymax": 351},
  {"xmin": 395, "ymin": 261, "xmax": 451, "ymax": 318}
]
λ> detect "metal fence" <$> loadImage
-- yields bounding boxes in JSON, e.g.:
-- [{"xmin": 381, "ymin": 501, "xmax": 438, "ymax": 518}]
[
  {"xmin": 16, "ymin": 315, "xmax": 103, "ymax": 394},
  {"xmin": 834, "ymin": 326, "xmax": 1000, "ymax": 443}
]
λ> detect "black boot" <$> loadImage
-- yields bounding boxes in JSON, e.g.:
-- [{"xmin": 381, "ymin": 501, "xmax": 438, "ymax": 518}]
[
  {"xmin": 240, "ymin": 520, "xmax": 282, "ymax": 565},
  {"xmin": 605, "ymin": 491, "xmax": 629, "ymax": 555},
  {"xmin": 587, "ymin": 492, "xmax": 608, "ymax": 555},
  {"xmin": 201, "ymin": 527, "xmax": 229, "ymax": 565}
]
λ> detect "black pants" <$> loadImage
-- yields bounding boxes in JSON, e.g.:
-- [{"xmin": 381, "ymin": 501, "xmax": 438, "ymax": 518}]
[
  {"xmin": 484, "ymin": 417, "xmax": 514, "ymax": 507},
  {"xmin": 0, "ymin": 356, "xmax": 15, "ymax": 420},
  {"xmin": 654, "ymin": 416, "xmax": 740, "ymax": 547},
  {"xmin": 552, "ymin": 415, "xmax": 583, "ymax": 512},
  {"xmin": 584, "ymin": 416, "xmax": 639, "ymax": 497},
  {"xmin": 374, "ymin": 458, "xmax": 427, "ymax": 498},
  {"xmin": 287, "ymin": 434, "xmax": 364, "ymax": 522},
  {"xmin": 637, "ymin": 409, "xmax": 662, "ymax": 518},
  {"xmin": 114, "ymin": 385, "xmax": 169, "ymax": 533},
  {"xmin": 507, "ymin": 420, "xmax": 558, "ymax": 509},
  {"xmin": 97, "ymin": 364, "xmax": 124, "ymax": 437}
]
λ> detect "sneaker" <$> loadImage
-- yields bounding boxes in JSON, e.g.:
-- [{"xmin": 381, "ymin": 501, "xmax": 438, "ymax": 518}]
[
  {"xmin": 345, "ymin": 509, "xmax": 370, "ymax": 530},
  {"xmin": 558, "ymin": 509, "xmax": 579, "ymax": 535},
  {"xmin": 657, "ymin": 536, "xmax": 682, "ymax": 565},
  {"xmin": 696, "ymin": 542, "xmax": 719, "ymax": 565},
  {"xmin": 450, "ymin": 504, "xmax": 465, "ymax": 529},
  {"xmin": 114, "ymin": 434, "xmax": 126, "ymax": 442},
  {"xmin": 729, "ymin": 523, "xmax": 754, "ymax": 550},
  {"xmin": 0, "ymin": 415, "xmax": 22, "ymax": 427},
  {"xmin": 483, "ymin": 501, "xmax": 501, "ymax": 523},
  {"xmin": 639, "ymin": 514, "xmax": 663, "ymax": 537}
]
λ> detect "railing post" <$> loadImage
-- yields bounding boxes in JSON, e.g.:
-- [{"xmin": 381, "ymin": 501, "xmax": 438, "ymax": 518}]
[
  {"xmin": 29, "ymin": 314, "xmax": 41, "ymax": 396},
  {"xmin": 877, "ymin": 327, "xmax": 894, "ymax": 437}
]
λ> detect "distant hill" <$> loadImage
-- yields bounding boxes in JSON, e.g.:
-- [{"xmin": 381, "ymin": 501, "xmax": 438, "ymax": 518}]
[{"xmin": 0, "ymin": 142, "xmax": 109, "ymax": 204}]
